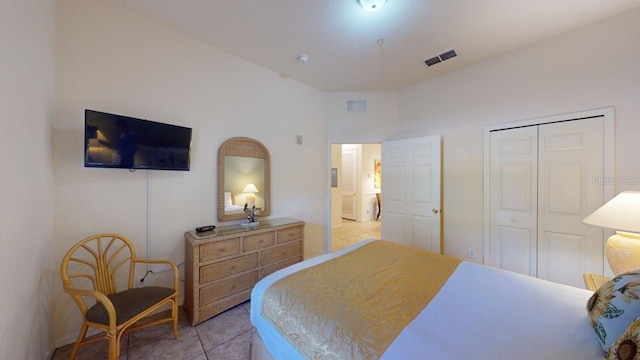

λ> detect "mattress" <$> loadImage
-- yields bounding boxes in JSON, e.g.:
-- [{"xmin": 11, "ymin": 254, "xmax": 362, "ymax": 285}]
[{"xmin": 250, "ymin": 240, "xmax": 604, "ymax": 359}]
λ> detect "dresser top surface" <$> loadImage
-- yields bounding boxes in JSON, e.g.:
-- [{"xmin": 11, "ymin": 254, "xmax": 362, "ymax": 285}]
[{"xmin": 186, "ymin": 217, "xmax": 303, "ymax": 241}]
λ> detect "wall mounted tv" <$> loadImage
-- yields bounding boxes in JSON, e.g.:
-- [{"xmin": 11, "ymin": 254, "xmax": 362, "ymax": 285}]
[{"xmin": 84, "ymin": 109, "xmax": 192, "ymax": 171}]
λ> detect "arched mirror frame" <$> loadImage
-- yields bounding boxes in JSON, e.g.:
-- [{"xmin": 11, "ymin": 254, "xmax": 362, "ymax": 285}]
[{"xmin": 217, "ymin": 137, "xmax": 271, "ymax": 221}]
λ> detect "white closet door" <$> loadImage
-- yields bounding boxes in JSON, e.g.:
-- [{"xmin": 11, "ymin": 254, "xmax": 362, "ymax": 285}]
[
  {"xmin": 381, "ymin": 136, "xmax": 441, "ymax": 253},
  {"xmin": 489, "ymin": 127, "xmax": 539, "ymax": 276},
  {"xmin": 537, "ymin": 117, "xmax": 604, "ymax": 287},
  {"xmin": 341, "ymin": 146, "xmax": 358, "ymax": 221},
  {"xmin": 489, "ymin": 116, "xmax": 605, "ymax": 287}
]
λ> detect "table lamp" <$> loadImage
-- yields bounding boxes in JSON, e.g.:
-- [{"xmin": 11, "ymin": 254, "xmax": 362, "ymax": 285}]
[
  {"xmin": 242, "ymin": 183, "xmax": 259, "ymax": 207},
  {"xmin": 582, "ymin": 191, "xmax": 640, "ymax": 275}
]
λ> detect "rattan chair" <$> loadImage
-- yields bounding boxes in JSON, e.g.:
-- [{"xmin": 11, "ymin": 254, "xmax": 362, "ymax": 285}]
[{"xmin": 60, "ymin": 233, "xmax": 179, "ymax": 360}]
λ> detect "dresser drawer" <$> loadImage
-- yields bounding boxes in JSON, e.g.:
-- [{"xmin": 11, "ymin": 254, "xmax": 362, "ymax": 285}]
[
  {"xmin": 278, "ymin": 226, "xmax": 303, "ymax": 243},
  {"xmin": 200, "ymin": 253, "xmax": 258, "ymax": 284},
  {"xmin": 244, "ymin": 232, "xmax": 275, "ymax": 251},
  {"xmin": 198, "ymin": 289, "xmax": 253, "ymax": 322},
  {"xmin": 199, "ymin": 238, "xmax": 240, "ymax": 262},
  {"xmin": 199, "ymin": 270, "xmax": 259, "ymax": 305},
  {"xmin": 262, "ymin": 240, "xmax": 302, "ymax": 266},
  {"xmin": 262, "ymin": 256, "xmax": 302, "ymax": 278}
]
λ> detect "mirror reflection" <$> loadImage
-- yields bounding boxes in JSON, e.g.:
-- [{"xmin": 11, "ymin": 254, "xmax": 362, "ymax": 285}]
[
  {"xmin": 223, "ymin": 156, "xmax": 265, "ymax": 213},
  {"xmin": 217, "ymin": 137, "xmax": 271, "ymax": 222}
]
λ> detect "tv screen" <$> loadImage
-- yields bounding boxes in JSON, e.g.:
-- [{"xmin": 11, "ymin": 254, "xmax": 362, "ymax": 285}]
[{"xmin": 84, "ymin": 109, "xmax": 192, "ymax": 171}]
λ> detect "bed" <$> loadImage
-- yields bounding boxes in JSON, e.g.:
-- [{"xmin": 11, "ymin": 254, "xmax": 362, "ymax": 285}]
[
  {"xmin": 224, "ymin": 191, "xmax": 245, "ymax": 213},
  {"xmin": 250, "ymin": 239, "xmax": 615, "ymax": 360}
]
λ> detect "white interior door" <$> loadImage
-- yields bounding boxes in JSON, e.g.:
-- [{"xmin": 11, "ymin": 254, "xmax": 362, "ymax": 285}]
[
  {"xmin": 381, "ymin": 136, "xmax": 441, "ymax": 253},
  {"xmin": 537, "ymin": 117, "xmax": 604, "ymax": 287},
  {"xmin": 489, "ymin": 127, "xmax": 539, "ymax": 276},
  {"xmin": 341, "ymin": 146, "xmax": 357, "ymax": 221}
]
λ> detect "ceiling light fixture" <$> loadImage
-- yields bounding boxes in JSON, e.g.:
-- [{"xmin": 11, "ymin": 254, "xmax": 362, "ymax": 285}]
[{"xmin": 358, "ymin": 0, "xmax": 386, "ymax": 12}]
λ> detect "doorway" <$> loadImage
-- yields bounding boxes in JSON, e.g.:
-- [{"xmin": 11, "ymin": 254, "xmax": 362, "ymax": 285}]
[{"xmin": 330, "ymin": 143, "xmax": 382, "ymax": 252}]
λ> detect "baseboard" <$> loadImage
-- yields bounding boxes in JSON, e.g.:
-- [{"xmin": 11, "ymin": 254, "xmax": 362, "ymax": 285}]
[
  {"xmin": 43, "ymin": 344, "xmax": 56, "ymax": 360},
  {"xmin": 55, "ymin": 328, "xmax": 100, "ymax": 349}
]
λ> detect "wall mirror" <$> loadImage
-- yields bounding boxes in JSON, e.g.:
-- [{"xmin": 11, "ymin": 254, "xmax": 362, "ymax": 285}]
[{"xmin": 217, "ymin": 137, "xmax": 271, "ymax": 221}]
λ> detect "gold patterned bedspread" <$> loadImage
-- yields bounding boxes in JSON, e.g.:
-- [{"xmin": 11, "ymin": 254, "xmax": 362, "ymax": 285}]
[{"xmin": 261, "ymin": 240, "xmax": 462, "ymax": 360}]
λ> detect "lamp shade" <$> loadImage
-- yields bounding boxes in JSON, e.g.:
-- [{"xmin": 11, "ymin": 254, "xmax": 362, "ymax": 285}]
[
  {"xmin": 582, "ymin": 191, "xmax": 640, "ymax": 233},
  {"xmin": 242, "ymin": 183, "xmax": 259, "ymax": 193}
]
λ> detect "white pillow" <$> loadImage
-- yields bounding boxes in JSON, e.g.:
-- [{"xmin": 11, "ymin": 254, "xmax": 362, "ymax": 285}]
[{"xmin": 224, "ymin": 191, "xmax": 233, "ymax": 206}]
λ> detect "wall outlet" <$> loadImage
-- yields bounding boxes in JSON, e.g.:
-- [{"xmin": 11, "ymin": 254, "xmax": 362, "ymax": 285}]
[{"xmin": 467, "ymin": 248, "xmax": 477, "ymax": 259}]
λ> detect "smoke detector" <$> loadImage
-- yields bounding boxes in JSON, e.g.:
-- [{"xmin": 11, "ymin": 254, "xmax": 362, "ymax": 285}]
[{"xmin": 297, "ymin": 54, "xmax": 309, "ymax": 63}]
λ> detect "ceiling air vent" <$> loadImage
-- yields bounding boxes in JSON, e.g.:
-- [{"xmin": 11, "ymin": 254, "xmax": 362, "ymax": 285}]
[
  {"xmin": 345, "ymin": 100, "xmax": 368, "ymax": 113},
  {"xmin": 424, "ymin": 49, "xmax": 457, "ymax": 67}
]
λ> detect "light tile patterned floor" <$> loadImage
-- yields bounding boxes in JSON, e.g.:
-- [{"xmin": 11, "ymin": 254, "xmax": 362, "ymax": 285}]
[
  {"xmin": 51, "ymin": 304, "xmax": 253, "ymax": 360},
  {"xmin": 52, "ymin": 220, "xmax": 379, "ymax": 360},
  {"xmin": 331, "ymin": 219, "xmax": 381, "ymax": 252}
]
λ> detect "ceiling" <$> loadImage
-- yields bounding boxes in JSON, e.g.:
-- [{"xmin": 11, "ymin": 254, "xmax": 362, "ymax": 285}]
[{"xmin": 111, "ymin": 0, "xmax": 640, "ymax": 92}]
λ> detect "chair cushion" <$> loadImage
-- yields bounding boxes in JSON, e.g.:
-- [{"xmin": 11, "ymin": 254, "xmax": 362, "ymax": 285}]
[{"xmin": 86, "ymin": 286, "xmax": 175, "ymax": 326}]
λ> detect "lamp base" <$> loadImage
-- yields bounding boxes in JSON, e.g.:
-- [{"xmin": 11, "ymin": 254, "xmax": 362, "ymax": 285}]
[
  {"xmin": 245, "ymin": 195, "xmax": 256, "ymax": 207},
  {"xmin": 606, "ymin": 231, "xmax": 640, "ymax": 276}
]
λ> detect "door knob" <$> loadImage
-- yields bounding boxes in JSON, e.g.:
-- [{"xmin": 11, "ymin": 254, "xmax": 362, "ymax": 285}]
[{"xmin": 433, "ymin": 209, "xmax": 439, "ymax": 214}]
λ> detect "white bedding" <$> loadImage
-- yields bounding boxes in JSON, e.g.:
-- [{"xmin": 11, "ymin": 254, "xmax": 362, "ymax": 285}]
[
  {"xmin": 250, "ymin": 240, "xmax": 604, "ymax": 359},
  {"xmin": 224, "ymin": 204, "xmax": 244, "ymax": 212},
  {"xmin": 224, "ymin": 191, "xmax": 244, "ymax": 212}
]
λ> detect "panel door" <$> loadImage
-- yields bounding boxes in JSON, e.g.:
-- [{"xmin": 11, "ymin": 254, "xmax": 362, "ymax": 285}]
[
  {"xmin": 537, "ymin": 117, "xmax": 604, "ymax": 287},
  {"xmin": 341, "ymin": 146, "xmax": 357, "ymax": 221},
  {"xmin": 381, "ymin": 136, "xmax": 441, "ymax": 253},
  {"xmin": 489, "ymin": 127, "xmax": 539, "ymax": 276}
]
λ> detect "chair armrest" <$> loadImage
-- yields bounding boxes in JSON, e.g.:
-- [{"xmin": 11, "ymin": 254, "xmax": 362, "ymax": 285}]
[
  {"xmin": 64, "ymin": 288, "xmax": 117, "ymax": 329},
  {"xmin": 134, "ymin": 258, "xmax": 179, "ymax": 291}
]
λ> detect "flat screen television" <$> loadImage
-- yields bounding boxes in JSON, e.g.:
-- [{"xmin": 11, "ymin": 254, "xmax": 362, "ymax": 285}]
[{"xmin": 84, "ymin": 109, "xmax": 192, "ymax": 171}]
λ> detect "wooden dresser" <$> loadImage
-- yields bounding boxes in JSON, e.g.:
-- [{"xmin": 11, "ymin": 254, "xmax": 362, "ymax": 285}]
[{"xmin": 184, "ymin": 217, "xmax": 304, "ymax": 325}]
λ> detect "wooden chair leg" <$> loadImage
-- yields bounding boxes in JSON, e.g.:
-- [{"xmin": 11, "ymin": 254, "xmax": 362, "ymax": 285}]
[
  {"xmin": 108, "ymin": 331, "xmax": 119, "ymax": 360},
  {"xmin": 172, "ymin": 299, "xmax": 179, "ymax": 339},
  {"xmin": 69, "ymin": 323, "xmax": 88, "ymax": 360}
]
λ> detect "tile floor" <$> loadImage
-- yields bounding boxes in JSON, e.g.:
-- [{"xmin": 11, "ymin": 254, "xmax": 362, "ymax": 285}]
[
  {"xmin": 51, "ymin": 303, "xmax": 253, "ymax": 360},
  {"xmin": 51, "ymin": 219, "xmax": 380, "ymax": 360},
  {"xmin": 330, "ymin": 219, "xmax": 381, "ymax": 252}
]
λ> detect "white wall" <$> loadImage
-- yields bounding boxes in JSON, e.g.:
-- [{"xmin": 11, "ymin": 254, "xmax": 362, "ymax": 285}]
[
  {"xmin": 0, "ymin": 0, "xmax": 55, "ymax": 359},
  {"xmin": 326, "ymin": 92, "xmax": 397, "ymax": 235},
  {"xmin": 396, "ymin": 8, "xmax": 640, "ymax": 262},
  {"xmin": 327, "ymin": 92, "xmax": 400, "ymax": 144},
  {"xmin": 53, "ymin": 0, "xmax": 327, "ymax": 346}
]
